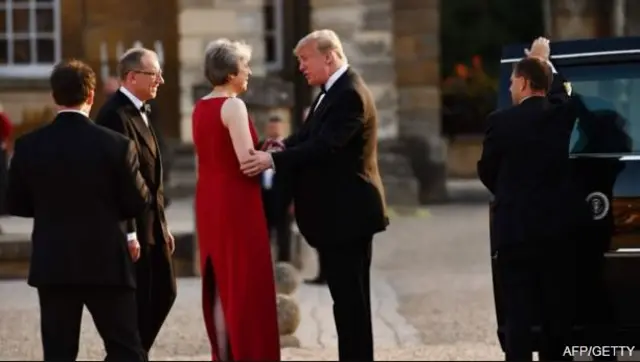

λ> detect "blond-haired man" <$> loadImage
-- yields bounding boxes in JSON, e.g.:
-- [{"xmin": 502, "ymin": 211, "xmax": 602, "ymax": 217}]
[{"xmin": 241, "ymin": 29, "xmax": 388, "ymax": 360}]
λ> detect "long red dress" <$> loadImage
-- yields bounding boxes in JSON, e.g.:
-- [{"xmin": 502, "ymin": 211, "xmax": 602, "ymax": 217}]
[{"xmin": 192, "ymin": 97, "xmax": 280, "ymax": 361}]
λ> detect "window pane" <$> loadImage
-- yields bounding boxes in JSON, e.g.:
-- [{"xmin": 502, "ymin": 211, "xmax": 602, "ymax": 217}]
[
  {"xmin": 35, "ymin": 8, "xmax": 53, "ymax": 32},
  {"xmin": 13, "ymin": 39, "xmax": 31, "ymax": 64},
  {"xmin": 0, "ymin": 10, "xmax": 6, "ymax": 33},
  {"xmin": 565, "ymin": 66, "xmax": 639, "ymax": 155},
  {"xmin": 12, "ymin": 8, "xmax": 29, "ymax": 33},
  {"xmin": 36, "ymin": 38, "xmax": 53, "ymax": 63},
  {"xmin": 263, "ymin": 4, "xmax": 274, "ymax": 31},
  {"xmin": 265, "ymin": 35, "xmax": 276, "ymax": 63},
  {"xmin": 0, "ymin": 39, "xmax": 7, "ymax": 64}
]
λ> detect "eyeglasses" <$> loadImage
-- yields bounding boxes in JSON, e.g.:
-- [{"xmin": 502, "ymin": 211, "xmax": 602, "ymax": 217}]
[{"xmin": 132, "ymin": 69, "xmax": 163, "ymax": 79}]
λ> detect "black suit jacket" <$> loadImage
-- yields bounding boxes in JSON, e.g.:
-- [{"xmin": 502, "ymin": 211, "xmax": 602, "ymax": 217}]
[
  {"xmin": 271, "ymin": 68, "xmax": 388, "ymax": 246},
  {"xmin": 7, "ymin": 112, "xmax": 150, "ymax": 287},
  {"xmin": 478, "ymin": 72, "xmax": 583, "ymax": 248},
  {"xmin": 258, "ymin": 139, "xmax": 292, "ymax": 225},
  {"xmin": 96, "ymin": 90, "xmax": 170, "ymax": 246}
]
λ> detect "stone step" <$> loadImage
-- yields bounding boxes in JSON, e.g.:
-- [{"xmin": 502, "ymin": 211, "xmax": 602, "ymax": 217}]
[
  {"xmin": 166, "ymin": 170, "xmax": 196, "ymax": 199},
  {"xmin": 0, "ymin": 197, "xmax": 201, "ymax": 280},
  {"xmin": 172, "ymin": 154, "xmax": 195, "ymax": 172},
  {"xmin": 381, "ymin": 175, "xmax": 420, "ymax": 206},
  {"xmin": 0, "ymin": 232, "xmax": 198, "ymax": 280}
]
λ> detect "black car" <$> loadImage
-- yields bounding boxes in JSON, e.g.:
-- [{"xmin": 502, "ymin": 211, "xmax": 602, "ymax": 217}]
[{"xmin": 493, "ymin": 36, "xmax": 640, "ymax": 349}]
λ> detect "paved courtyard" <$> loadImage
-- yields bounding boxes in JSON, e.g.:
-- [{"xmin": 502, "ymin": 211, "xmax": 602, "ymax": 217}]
[{"xmin": 0, "ymin": 181, "xmax": 513, "ymax": 360}]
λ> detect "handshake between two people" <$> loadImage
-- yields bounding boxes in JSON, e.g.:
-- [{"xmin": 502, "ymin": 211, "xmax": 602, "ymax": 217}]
[{"xmin": 240, "ymin": 139, "xmax": 285, "ymax": 177}]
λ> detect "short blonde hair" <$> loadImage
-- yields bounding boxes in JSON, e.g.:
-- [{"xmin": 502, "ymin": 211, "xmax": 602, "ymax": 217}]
[
  {"xmin": 204, "ymin": 38, "xmax": 252, "ymax": 86},
  {"xmin": 294, "ymin": 29, "xmax": 347, "ymax": 61}
]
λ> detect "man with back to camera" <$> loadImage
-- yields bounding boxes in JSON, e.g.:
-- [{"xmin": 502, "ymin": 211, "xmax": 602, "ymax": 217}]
[
  {"xmin": 6, "ymin": 59, "xmax": 150, "ymax": 361},
  {"xmin": 478, "ymin": 37, "xmax": 582, "ymax": 361},
  {"xmin": 96, "ymin": 47, "xmax": 177, "ymax": 357}
]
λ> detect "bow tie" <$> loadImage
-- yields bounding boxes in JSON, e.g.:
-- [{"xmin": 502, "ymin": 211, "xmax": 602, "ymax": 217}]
[
  {"xmin": 320, "ymin": 84, "xmax": 327, "ymax": 94},
  {"xmin": 140, "ymin": 103, "xmax": 151, "ymax": 115}
]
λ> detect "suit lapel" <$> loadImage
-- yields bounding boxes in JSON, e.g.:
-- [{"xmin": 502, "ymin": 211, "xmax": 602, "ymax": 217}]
[
  {"xmin": 307, "ymin": 71, "xmax": 351, "ymax": 131},
  {"xmin": 116, "ymin": 92, "xmax": 157, "ymax": 156}
]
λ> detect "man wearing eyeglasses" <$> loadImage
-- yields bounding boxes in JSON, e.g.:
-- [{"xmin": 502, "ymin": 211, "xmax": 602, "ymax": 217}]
[
  {"xmin": 103, "ymin": 76, "xmax": 173, "ymax": 207},
  {"xmin": 96, "ymin": 47, "xmax": 176, "ymax": 358}
]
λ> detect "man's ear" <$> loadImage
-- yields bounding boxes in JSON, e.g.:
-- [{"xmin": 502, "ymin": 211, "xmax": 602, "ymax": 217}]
[{"xmin": 86, "ymin": 89, "xmax": 95, "ymax": 106}]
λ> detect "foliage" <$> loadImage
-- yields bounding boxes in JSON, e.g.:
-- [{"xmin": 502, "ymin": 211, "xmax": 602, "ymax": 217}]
[
  {"xmin": 441, "ymin": 0, "xmax": 544, "ymax": 78},
  {"xmin": 440, "ymin": 0, "xmax": 544, "ymax": 135}
]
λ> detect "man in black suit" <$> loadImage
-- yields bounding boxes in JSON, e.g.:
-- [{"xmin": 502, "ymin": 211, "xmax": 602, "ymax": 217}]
[
  {"xmin": 96, "ymin": 48, "xmax": 176, "ymax": 356},
  {"xmin": 103, "ymin": 76, "xmax": 172, "ymax": 207},
  {"xmin": 7, "ymin": 59, "xmax": 150, "ymax": 361},
  {"xmin": 258, "ymin": 115, "xmax": 293, "ymax": 262},
  {"xmin": 241, "ymin": 29, "xmax": 388, "ymax": 360},
  {"xmin": 478, "ymin": 37, "xmax": 580, "ymax": 361}
]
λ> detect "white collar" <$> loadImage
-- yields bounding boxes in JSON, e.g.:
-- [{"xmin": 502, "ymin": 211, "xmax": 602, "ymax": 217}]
[
  {"xmin": 324, "ymin": 64, "xmax": 349, "ymax": 92},
  {"xmin": 119, "ymin": 86, "xmax": 144, "ymax": 109},
  {"xmin": 57, "ymin": 109, "xmax": 88, "ymax": 116}
]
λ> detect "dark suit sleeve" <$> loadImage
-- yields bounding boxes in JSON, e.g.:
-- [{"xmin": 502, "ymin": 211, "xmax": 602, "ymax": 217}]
[
  {"xmin": 272, "ymin": 90, "xmax": 363, "ymax": 170},
  {"xmin": 283, "ymin": 131, "xmax": 302, "ymax": 149},
  {"xmin": 547, "ymin": 69, "xmax": 579, "ymax": 135},
  {"xmin": 96, "ymin": 108, "xmax": 138, "ymax": 236},
  {"xmin": 97, "ymin": 108, "xmax": 128, "ymax": 136},
  {"xmin": 117, "ymin": 140, "xmax": 151, "ymax": 219},
  {"xmin": 477, "ymin": 113, "xmax": 503, "ymax": 194},
  {"xmin": 548, "ymin": 71, "xmax": 571, "ymax": 105},
  {"xmin": 6, "ymin": 138, "xmax": 33, "ymax": 217}
]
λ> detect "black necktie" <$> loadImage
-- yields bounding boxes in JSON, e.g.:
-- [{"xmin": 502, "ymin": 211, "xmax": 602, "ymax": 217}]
[
  {"xmin": 320, "ymin": 84, "xmax": 327, "ymax": 94},
  {"xmin": 140, "ymin": 103, "xmax": 151, "ymax": 115}
]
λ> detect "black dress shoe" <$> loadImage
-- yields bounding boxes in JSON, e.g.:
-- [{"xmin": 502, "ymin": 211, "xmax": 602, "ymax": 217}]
[{"xmin": 304, "ymin": 276, "xmax": 327, "ymax": 285}]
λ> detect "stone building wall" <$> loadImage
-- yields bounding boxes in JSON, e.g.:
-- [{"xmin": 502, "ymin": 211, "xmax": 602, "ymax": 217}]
[
  {"xmin": 177, "ymin": 0, "xmax": 267, "ymax": 143},
  {"xmin": 392, "ymin": 0, "xmax": 446, "ymax": 202}
]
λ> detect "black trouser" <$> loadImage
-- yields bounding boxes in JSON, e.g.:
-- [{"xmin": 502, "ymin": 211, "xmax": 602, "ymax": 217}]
[
  {"xmin": 268, "ymin": 213, "xmax": 292, "ymax": 262},
  {"xmin": 317, "ymin": 236, "xmax": 373, "ymax": 361},
  {"xmin": 497, "ymin": 241, "xmax": 576, "ymax": 361},
  {"xmin": 136, "ymin": 243, "xmax": 177, "ymax": 354},
  {"xmin": 38, "ymin": 285, "xmax": 146, "ymax": 361}
]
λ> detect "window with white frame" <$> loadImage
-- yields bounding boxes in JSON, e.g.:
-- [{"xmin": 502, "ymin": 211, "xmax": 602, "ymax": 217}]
[
  {"xmin": 0, "ymin": 0, "xmax": 61, "ymax": 77},
  {"xmin": 263, "ymin": 0, "xmax": 283, "ymax": 72}
]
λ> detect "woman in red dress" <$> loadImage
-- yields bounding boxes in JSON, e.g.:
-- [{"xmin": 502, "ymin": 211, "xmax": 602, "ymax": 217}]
[{"xmin": 192, "ymin": 39, "xmax": 280, "ymax": 361}]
